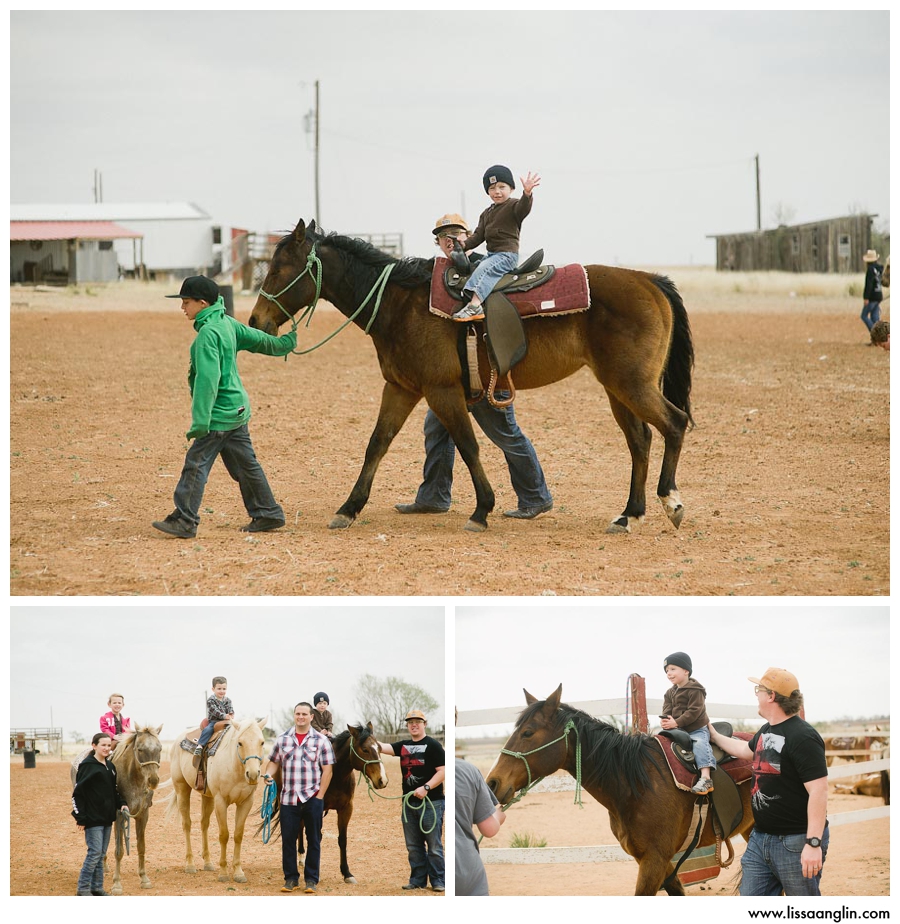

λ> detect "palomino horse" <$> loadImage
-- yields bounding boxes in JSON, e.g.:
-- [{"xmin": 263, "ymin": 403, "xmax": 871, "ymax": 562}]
[
  {"xmin": 249, "ymin": 220, "xmax": 694, "ymax": 534},
  {"xmin": 166, "ymin": 716, "xmax": 268, "ymax": 883},
  {"xmin": 486, "ymin": 685, "xmax": 755, "ymax": 896},
  {"xmin": 262, "ymin": 723, "xmax": 388, "ymax": 884},
  {"xmin": 70, "ymin": 724, "xmax": 164, "ymax": 894}
]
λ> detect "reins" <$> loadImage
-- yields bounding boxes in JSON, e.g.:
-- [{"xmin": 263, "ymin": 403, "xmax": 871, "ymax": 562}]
[
  {"xmin": 349, "ymin": 739, "xmax": 439, "ymax": 835},
  {"xmin": 258, "ymin": 241, "xmax": 396, "ymax": 355}
]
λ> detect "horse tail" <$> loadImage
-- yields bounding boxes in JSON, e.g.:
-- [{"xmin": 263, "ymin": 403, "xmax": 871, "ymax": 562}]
[{"xmin": 652, "ymin": 275, "xmax": 695, "ymax": 429}]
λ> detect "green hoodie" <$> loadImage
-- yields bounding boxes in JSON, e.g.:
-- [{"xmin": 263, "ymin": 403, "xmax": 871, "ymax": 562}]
[{"xmin": 187, "ymin": 298, "xmax": 296, "ymax": 439}]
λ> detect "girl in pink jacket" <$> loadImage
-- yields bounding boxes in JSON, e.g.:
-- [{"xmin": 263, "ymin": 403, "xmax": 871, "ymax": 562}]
[{"xmin": 99, "ymin": 694, "xmax": 131, "ymax": 739}]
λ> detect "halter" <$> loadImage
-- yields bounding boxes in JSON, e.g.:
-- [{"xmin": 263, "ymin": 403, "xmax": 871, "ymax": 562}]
[
  {"xmin": 257, "ymin": 240, "xmax": 396, "ymax": 355},
  {"xmin": 498, "ymin": 717, "xmax": 583, "ymax": 809}
]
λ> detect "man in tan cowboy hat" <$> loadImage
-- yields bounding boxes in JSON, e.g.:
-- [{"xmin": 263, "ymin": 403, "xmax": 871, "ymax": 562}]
[
  {"xmin": 379, "ymin": 709, "xmax": 445, "ymax": 892},
  {"xmin": 861, "ymin": 249, "xmax": 885, "ymax": 342},
  {"xmin": 708, "ymin": 668, "xmax": 828, "ymax": 896},
  {"xmin": 394, "ymin": 214, "xmax": 553, "ymax": 520}
]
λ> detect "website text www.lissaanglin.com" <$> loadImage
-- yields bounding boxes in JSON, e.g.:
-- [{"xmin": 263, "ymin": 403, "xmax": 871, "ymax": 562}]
[{"xmin": 748, "ymin": 909, "xmax": 889, "ymax": 921}]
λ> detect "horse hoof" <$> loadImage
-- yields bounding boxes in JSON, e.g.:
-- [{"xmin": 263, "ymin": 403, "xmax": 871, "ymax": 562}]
[
  {"xmin": 112, "ymin": 886, "xmax": 124, "ymax": 895},
  {"xmin": 234, "ymin": 872, "xmax": 247, "ymax": 883},
  {"xmin": 344, "ymin": 876, "xmax": 357, "ymax": 884},
  {"xmin": 658, "ymin": 492, "xmax": 684, "ymax": 528},
  {"xmin": 140, "ymin": 881, "xmax": 152, "ymax": 890},
  {"xmin": 464, "ymin": 518, "xmax": 487, "ymax": 533},
  {"xmin": 185, "ymin": 866, "xmax": 197, "ymax": 874},
  {"xmin": 606, "ymin": 516, "xmax": 631, "ymax": 534},
  {"xmin": 204, "ymin": 862, "xmax": 216, "ymax": 872},
  {"xmin": 218, "ymin": 873, "xmax": 230, "ymax": 882},
  {"xmin": 328, "ymin": 513, "xmax": 354, "ymax": 530}
]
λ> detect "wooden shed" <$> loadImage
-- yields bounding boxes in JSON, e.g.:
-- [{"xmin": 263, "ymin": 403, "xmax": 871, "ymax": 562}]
[{"xmin": 708, "ymin": 214, "xmax": 879, "ymax": 273}]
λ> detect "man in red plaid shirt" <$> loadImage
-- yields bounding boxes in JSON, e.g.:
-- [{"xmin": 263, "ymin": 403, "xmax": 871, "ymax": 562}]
[{"xmin": 264, "ymin": 702, "xmax": 335, "ymax": 893}]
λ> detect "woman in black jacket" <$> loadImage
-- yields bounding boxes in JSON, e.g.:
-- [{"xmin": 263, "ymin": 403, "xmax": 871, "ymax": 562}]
[{"xmin": 71, "ymin": 733, "xmax": 126, "ymax": 895}]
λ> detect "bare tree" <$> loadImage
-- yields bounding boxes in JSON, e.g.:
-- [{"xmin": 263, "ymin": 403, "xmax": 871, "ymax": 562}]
[
  {"xmin": 354, "ymin": 674, "xmax": 440, "ymax": 736},
  {"xmin": 771, "ymin": 201, "xmax": 797, "ymax": 227}
]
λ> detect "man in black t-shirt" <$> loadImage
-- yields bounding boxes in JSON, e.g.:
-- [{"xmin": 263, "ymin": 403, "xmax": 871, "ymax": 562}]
[
  {"xmin": 379, "ymin": 709, "xmax": 445, "ymax": 893},
  {"xmin": 710, "ymin": 667, "xmax": 828, "ymax": 896}
]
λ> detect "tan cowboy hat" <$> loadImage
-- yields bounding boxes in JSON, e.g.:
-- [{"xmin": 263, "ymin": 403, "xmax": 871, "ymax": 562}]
[
  {"xmin": 432, "ymin": 213, "xmax": 469, "ymax": 236},
  {"xmin": 863, "ymin": 249, "xmax": 879, "ymax": 262}
]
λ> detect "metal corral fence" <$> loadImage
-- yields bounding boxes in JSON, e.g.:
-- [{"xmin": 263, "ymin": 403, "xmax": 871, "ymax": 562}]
[{"xmin": 457, "ymin": 676, "xmax": 889, "ymax": 867}]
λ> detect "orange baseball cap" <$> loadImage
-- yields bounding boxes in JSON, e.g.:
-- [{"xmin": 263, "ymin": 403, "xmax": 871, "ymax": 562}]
[
  {"xmin": 748, "ymin": 668, "xmax": 800, "ymax": 697},
  {"xmin": 405, "ymin": 709, "xmax": 427, "ymax": 723},
  {"xmin": 432, "ymin": 213, "xmax": 469, "ymax": 236}
]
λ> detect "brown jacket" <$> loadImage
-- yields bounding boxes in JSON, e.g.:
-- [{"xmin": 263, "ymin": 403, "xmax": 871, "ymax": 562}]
[
  {"xmin": 662, "ymin": 678, "xmax": 710, "ymax": 732},
  {"xmin": 465, "ymin": 194, "xmax": 533, "ymax": 255},
  {"xmin": 311, "ymin": 708, "xmax": 333, "ymax": 735}
]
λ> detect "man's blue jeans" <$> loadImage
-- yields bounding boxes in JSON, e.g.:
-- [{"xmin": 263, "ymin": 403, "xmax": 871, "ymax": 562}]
[
  {"xmin": 861, "ymin": 301, "xmax": 882, "ymax": 331},
  {"xmin": 740, "ymin": 824, "xmax": 830, "ymax": 896},
  {"xmin": 401, "ymin": 798, "xmax": 445, "ymax": 888},
  {"xmin": 414, "ymin": 403, "xmax": 552, "ymax": 511},
  {"xmin": 77, "ymin": 825, "xmax": 111, "ymax": 894},
  {"xmin": 171, "ymin": 424, "xmax": 283, "ymax": 527},
  {"xmin": 280, "ymin": 799, "xmax": 325, "ymax": 884},
  {"xmin": 463, "ymin": 251, "xmax": 518, "ymax": 303}
]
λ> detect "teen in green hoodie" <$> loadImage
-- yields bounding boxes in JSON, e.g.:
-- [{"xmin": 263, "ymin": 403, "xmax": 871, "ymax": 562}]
[{"xmin": 153, "ymin": 276, "xmax": 296, "ymax": 538}]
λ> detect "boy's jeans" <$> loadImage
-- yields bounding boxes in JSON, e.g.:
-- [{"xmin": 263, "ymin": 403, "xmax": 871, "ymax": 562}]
[
  {"xmin": 740, "ymin": 824, "xmax": 830, "ymax": 896},
  {"xmin": 861, "ymin": 301, "xmax": 881, "ymax": 331},
  {"xmin": 172, "ymin": 424, "xmax": 283, "ymax": 527},
  {"xmin": 689, "ymin": 726, "xmax": 716, "ymax": 771},
  {"xmin": 77, "ymin": 825, "xmax": 111, "ymax": 894},
  {"xmin": 463, "ymin": 251, "xmax": 518, "ymax": 303}
]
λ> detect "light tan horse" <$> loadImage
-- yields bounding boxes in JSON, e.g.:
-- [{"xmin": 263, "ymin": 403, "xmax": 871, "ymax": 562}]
[
  {"xmin": 165, "ymin": 716, "xmax": 268, "ymax": 883},
  {"xmin": 70, "ymin": 724, "xmax": 164, "ymax": 894}
]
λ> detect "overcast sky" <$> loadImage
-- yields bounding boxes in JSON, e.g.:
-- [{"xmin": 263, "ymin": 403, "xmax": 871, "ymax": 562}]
[
  {"xmin": 9, "ymin": 10, "xmax": 890, "ymax": 266},
  {"xmin": 10, "ymin": 606, "xmax": 445, "ymax": 740},
  {"xmin": 455, "ymin": 605, "xmax": 889, "ymax": 732}
]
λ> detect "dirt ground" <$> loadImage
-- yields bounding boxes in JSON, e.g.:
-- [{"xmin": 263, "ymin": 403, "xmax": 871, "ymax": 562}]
[
  {"xmin": 9, "ymin": 754, "xmax": 439, "ymax": 897},
  {"xmin": 9, "ymin": 279, "xmax": 889, "ymax": 596},
  {"xmin": 461, "ymin": 748, "xmax": 889, "ymax": 897}
]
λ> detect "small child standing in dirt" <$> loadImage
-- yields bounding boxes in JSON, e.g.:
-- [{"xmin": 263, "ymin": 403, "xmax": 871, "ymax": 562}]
[{"xmin": 660, "ymin": 651, "xmax": 716, "ymax": 794}]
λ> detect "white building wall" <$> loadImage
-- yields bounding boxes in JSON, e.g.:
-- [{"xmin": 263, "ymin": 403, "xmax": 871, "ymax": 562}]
[{"xmin": 113, "ymin": 218, "xmax": 213, "ymax": 274}]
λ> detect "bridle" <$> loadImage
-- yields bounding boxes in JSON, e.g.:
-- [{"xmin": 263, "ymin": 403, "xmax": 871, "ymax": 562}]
[
  {"xmin": 497, "ymin": 717, "xmax": 583, "ymax": 809},
  {"xmin": 256, "ymin": 239, "xmax": 395, "ymax": 354}
]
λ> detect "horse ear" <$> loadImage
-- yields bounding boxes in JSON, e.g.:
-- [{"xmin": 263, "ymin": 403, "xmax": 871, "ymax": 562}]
[
  {"xmin": 347, "ymin": 724, "xmax": 359, "ymax": 737},
  {"xmin": 257, "ymin": 716, "xmax": 269, "ymax": 729},
  {"xmin": 544, "ymin": 684, "xmax": 563, "ymax": 713},
  {"xmin": 524, "ymin": 688, "xmax": 538, "ymax": 705},
  {"xmin": 152, "ymin": 724, "xmax": 163, "ymax": 736},
  {"xmin": 308, "ymin": 218, "xmax": 317, "ymax": 234},
  {"xmin": 293, "ymin": 219, "xmax": 307, "ymax": 243},
  {"xmin": 367, "ymin": 721, "xmax": 374, "ymax": 733}
]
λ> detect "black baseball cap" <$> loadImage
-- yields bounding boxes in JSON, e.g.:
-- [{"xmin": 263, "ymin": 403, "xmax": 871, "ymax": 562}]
[{"xmin": 166, "ymin": 275, "xmax": 219, "ymax": 304}]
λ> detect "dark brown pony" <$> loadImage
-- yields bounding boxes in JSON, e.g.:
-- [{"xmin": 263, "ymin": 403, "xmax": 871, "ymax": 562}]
[
  {"xmin": 249, "ymin": 220, "xmax": 694, "ymax": 533},
  {"xmin": 486, "ymin": 685, "xmax": 754, "ymax": 896},
  {"xmin": 263, "ymin": 723, "xmax": 388, "ymax": 884}
]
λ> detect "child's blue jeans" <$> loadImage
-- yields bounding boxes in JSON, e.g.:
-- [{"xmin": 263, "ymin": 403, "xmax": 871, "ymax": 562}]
[
  {"xmin": 463, "ymin": 251, "xmax": 518, "ymax": 303},
  {"xmin": 689, "ymin": 726, "xmax": 717, "ymax": 771}
]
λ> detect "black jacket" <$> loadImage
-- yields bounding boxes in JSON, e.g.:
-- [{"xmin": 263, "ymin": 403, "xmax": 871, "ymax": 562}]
[
  {"xmin": 71, "ymin": 754, "xmax": 124, "ymax": 827},
  {"xmin": 864, "ymin": 262, "xmax": 884, "ymax": 302}
]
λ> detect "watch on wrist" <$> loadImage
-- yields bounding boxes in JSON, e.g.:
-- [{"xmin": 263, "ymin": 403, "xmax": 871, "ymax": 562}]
[
  {"xmin": 806, "ymin": 836, "xmax": 822, "ymax": 848},
  {"xmin": 423, "ymin": 784, "xmax": 431, "ymax": 792}
]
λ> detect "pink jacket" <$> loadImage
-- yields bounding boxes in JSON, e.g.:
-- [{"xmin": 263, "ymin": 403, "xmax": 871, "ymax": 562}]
[{"xmin": 99, "ymin": 711, "xmax": 132, "ymax": 738}]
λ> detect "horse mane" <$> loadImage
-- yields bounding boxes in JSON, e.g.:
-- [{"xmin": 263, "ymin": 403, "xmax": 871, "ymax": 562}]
[
  {"xmin": 278, "ymin": 227, "xmax": 434, "ymax": 307},
  {"xmin": 516, "ymin": 700, "xmax": 665, "ymax": 799}
]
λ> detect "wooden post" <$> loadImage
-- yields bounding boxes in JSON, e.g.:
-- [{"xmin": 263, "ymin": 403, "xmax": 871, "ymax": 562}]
[{"xmin": 629, "ymin": 674, "xmax": 648, "ymax": 734}]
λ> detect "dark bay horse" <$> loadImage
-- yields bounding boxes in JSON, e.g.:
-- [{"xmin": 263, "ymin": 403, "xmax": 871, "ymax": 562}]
[
  {"xmin": 263, "ymin": 723, "xmax": 388, "ymax": 884},
  {"xmin": 486, "ymin": 685, "xmax": 754, "ymax": 896},
  {"xmin": 249, "ymin": 219, "xmax": 694, "ymax": 533}
]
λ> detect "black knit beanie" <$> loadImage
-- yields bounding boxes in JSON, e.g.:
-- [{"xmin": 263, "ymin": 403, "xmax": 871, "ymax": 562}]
[
  {"xmin": 313, "ymin": 692, "xmax": 330, "ymax": 706},
  {"xmin": 663, "ymin": 652, "xmax": 692, "ymax": 674},
  {"xmin": 483, "ymin": 164, "xmax": 515, "ymax": 193}
]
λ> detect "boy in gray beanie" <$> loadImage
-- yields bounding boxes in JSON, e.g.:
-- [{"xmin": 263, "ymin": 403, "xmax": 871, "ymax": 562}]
[{"xmin": 660, "ymin": 651, "xmax": 716, "ymax": 794}]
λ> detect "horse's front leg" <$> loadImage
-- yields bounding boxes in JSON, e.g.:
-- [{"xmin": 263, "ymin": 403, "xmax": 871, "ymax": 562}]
[
  {"xmin": 136, "ymin": 811, "xmax": 151, "ymax": 889},
  {"xmin": 200, "ymin": 794, "xmax": 217, "ymax": 873},
  {"xmin": 337, "ymin": 802, "xmax": 356, "ymax": 883},
  {"xmin": 213, "ymin": 796, "xmax": 231, "ymax": 881},
  {"xmin": 428, "ymin": 387, "xmax": 495, "ymax": 531},
  {"xmin": 634, "ymin": 854, "xmax": 684, "ymax": 895},
  {"xmin": 111, "ymin": 814, "xmax": 125, "ymax": 894},
  {"xmin": 330, "ymin": 382, "xmax": 420, "ymax": 529},
  {"xmin": 230, "ymin": 795, "xmax": 254, "ymax": 884}
]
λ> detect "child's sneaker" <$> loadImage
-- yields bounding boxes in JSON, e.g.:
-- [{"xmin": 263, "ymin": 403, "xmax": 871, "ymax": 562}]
[
  {"xmin": 691, "ymin": 777, "xmax": 714, "ymax": 794},
  {"xmin": 451, "ymin": 303, "xmax": 485, "ymax": 322}
]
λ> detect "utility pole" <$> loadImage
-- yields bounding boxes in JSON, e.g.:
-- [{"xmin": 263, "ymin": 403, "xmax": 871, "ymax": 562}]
[
  {"xmin": 755, "ymin": 153, "xmax": 761, "ymax": 231},
  {"xmin": 303, "ymin": 82, "xmax": 321, "ymax": 223},
  {"xmin": 93, "ymin": 169, "xmax": 103, "ymax": 203}
]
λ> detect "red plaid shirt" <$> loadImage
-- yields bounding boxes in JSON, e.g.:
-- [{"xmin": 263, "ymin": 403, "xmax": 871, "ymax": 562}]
[{"xmin": 268, "ymin": 727, "xmax": 335, "ymax": 805}]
